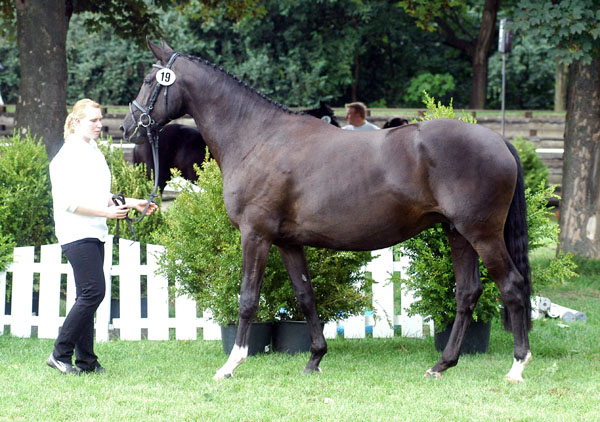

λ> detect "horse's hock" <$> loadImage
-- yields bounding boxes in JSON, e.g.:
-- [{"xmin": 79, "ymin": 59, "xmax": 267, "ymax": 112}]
[{"xmin": 0, "ymin": 109, "xmax": 565, "ymax": 187}]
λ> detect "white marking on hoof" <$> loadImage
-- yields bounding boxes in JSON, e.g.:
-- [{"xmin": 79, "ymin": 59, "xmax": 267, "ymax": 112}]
[
  {"xmin": 213, "ymin": 345, "xmax": 248, "ymax": 380},
  {"xmin": 505, "ymin": 351, "xmax": 532, "ymax": 383},
  {"xmin": 424, "ymin": 369, "xmax": 442, "ymax": 379}
]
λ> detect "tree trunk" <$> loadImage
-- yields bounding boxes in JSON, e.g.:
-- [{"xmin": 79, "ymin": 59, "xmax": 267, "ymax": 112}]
[
  {"xmin": 351, "ymin": 52, "xmax": 359, "ymax": 102},
  {"xmin": 558, "ymin": 57, "xmax": 600, "ymax": 258},
  {"xmin": 468, "ymin": 0, "xmax": 498, "ymax": 109},
  {"xmin": 554, "ymin": 61, "xmax": 568, "ymax": 112},
  {"xmin": 15, "ymin": 0, "xmax": 69, "ymax": 160}
]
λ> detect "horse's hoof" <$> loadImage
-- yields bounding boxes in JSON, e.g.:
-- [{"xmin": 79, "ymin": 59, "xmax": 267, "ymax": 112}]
[
  {"xmin": 505, "ymin": 374, "xmax": 524, "ymax": 383},
  {"xmin": 424, "ymin": 369, "xmax": 442, "ymax": 379},
  {"xmin": 213, "ymin": 370, "xmax": 233, "ymax": 380},
  {"xmin": 302, "ymin": 366, "xmax": 322, "ymax": 375}
]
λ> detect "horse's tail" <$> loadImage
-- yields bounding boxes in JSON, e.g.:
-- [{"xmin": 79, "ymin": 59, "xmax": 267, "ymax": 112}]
[{"xmin": 502, "ymin": 141, "xmax": 532, "ymax": 332}]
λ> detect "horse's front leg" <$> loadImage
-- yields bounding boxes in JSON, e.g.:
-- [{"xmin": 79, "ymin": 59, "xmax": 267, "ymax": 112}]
[
  {"xmin": 214, "ymin": 232, "xmax": 271, "ymax": 380},
  {"xmin": 276, "ymin": 245, "xmax": 327, "ymax": 374}
]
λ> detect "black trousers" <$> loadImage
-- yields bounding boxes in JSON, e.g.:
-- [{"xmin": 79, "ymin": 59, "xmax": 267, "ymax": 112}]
[{"xmin": 53, "ymin": 238, "xmax": 106, "ymax": 370}]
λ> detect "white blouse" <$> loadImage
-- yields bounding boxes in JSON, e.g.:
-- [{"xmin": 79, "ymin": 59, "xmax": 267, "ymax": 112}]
[{"xmin": 50, "ymin": 138, "xmax": 112, "ymax": 245}]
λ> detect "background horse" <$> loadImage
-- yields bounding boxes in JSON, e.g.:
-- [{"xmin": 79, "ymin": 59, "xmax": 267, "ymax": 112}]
[
  {"xmin": 133, "ymin": 103, "xmax": 339, "ymax": 191},
  {"xmin": 383, "ymin": 117, "xmax": 409, "ymax": 128},
  {"xmin": 121, "ymin": 39, "xmax": 532, "ymax": 383}
]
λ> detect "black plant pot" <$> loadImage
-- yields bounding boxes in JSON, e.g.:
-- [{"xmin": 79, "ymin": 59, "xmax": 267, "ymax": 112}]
[
  {"xmin": 434, "ymin": 320, "xmax": 492, "ymax": 355},
  {"xmin": 272, "ymin": 321, "xmax": 324, "ymax": 354},
  {"xmin": 221, "ymin": 322, "xmax": 273, "ymax": 356}
]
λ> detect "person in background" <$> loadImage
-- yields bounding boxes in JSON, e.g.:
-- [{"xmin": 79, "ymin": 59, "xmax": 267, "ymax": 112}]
[
  {"xmin": 46, "ymin": 98, "xmax": 157, "ymax": 375},
  {"xmin": 342, "ymin": 102, "xmax": 380, "ymax": 131}
]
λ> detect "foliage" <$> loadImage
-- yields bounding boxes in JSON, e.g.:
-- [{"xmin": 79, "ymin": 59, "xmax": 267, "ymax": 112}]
[
  {"xmin": 65, "ymin": 13, "xmax": 156, "ymax": 105},
  {"xmin": 0, "ymin": 0, "xmax": 564, "ymax": 109},
  {"xmin": 396, "ymin": 95, "xmax": 576, "ymax": 331},
  {"xmin": 182, "ymin": 0, "xmax": 266, "ymax": 21},
  {"xmin": 512, "ymin": 136, "xmax": 549, "ymax": 191},
  {"xmin": 0, "ymin": 0, "xmax": 172, "ymax": 43},
  {"xmin": 511, "ymin": 0, "xmax": 600, "ymax": 65},
  {"xmin": 398, "ymin": 0, "xmax": 474, "ymax": 33},
  {"xmin": 0, "ymin": 131, "xmax": 56, "ymax": 246},
  {"xmin": 154, "ymin": 157, "xmax": 373, "ymax": 325},
  {"xmin": 97, "ymin": 137, "xmax": 165, "ymax": 245},
  {"xmin": 414, "ymin": 91, "xmax": 477, "ymax": 124},
  {"xmin": 486, "ymin": 34, "xmax": 555, "ymax": 110},
  {"xmin": 402, "ymin": 73, "xmax": 455, "ymax": 107},
  {"xmin": 0, "ymin": 226, "xmax": 15, "ymax": 272},
  {"xmin": 0, "ymin": 29, "xmax": 19, "ymax": 104}
]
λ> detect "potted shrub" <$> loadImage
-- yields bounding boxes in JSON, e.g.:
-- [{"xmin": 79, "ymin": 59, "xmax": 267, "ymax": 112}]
[
  {"xmin": 154, "ymin": 157, "xmax": 373, "ymax": 355},
  {"xmin": 394, "ymin": 94, "xmax": 577, "ymax": 354}
]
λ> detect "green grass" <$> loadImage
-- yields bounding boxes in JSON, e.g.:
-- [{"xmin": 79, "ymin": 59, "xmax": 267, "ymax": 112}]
[{"xmin": 1, "ymin": 256, "xmax": 598, "ymax": 422}]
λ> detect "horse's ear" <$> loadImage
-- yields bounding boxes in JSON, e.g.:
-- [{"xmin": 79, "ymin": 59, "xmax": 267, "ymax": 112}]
[{"xmin": 146, "ymin": 36, "xmax": 174, "ymax": 62}]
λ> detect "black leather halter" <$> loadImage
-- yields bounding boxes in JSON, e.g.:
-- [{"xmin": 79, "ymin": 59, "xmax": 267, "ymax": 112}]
[{"xmin": 116, "ymin": 52, "xmax": 180, "ymax": 240}]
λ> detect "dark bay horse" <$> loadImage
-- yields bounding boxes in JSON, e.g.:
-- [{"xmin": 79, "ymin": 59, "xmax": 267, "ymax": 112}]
[
  {"xmin": 121, "ymin": 39, "xmax": 532, "ymax": 383},
  {"xmin": 132, "ymin": 103, "xmax": 339, "ymax": 191}
]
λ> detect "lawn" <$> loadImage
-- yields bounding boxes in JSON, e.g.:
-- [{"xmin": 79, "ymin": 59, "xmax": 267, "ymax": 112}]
[{"xmin": 1, "ymin": 260, "xmax": 598, "ymax": 422}]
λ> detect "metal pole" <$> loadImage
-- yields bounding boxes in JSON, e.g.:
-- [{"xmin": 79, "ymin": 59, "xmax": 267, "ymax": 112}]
[{"xmin": 501, "ymin": 52, "xmax": 506, "ymax": 136}]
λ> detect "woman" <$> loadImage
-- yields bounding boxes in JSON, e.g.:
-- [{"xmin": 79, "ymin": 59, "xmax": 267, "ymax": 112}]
[{"xmin": 47, "ymin": 99, "xmax": 157, "ymax": 375}]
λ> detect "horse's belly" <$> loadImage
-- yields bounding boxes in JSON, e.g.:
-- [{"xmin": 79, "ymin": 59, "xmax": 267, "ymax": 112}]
[{"xmin": 282, "ymin": 201, "xmax": 438, "ymax": 251}]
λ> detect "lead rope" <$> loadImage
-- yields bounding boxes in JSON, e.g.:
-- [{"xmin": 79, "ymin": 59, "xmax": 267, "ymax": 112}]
[{"xmin": 112, "ymin": 131, "xmax": 160, "ymax": 243}]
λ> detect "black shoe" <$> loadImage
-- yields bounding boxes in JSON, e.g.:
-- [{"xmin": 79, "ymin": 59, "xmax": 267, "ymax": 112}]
[
  {"xmin": 79, "ymin": 363, "xmax": 105, "ymax": 374},
  {"xmin": 46, "ymin": 354, "xmax": 80, "ymax": 375}
]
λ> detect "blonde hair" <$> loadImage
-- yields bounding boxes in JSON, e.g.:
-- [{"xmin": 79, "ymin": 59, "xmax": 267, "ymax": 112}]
[
  {"xmin": 345, "ymin": 101, "xmax": 368, "ymax": 119},
  {"xmin": 63, "ymin": 98, "xmax": 101, "ymax": 140}
]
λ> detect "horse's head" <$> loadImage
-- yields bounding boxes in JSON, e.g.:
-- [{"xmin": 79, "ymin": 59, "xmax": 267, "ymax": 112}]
[
  {"xmin": 319, "ymin": 101, "xmax": 340, "ymax": 127},
  {"xmin": 121, "ymin": 38, "xmax": 186, "ymax": 144},
  {"xmin": 302, "ymin": 101, "xmax": 340, "ymax": 127}
]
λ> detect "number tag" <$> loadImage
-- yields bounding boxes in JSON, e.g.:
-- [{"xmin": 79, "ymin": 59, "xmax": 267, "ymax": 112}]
[
  {"xmin": 321, "ymin": 115, "xmax": 332, "ymax": 123},
  {"xmin": 156, "ymin": 68, "xmax": 176, "ymax": 86}
]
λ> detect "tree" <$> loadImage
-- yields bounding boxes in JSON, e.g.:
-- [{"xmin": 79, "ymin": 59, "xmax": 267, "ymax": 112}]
[
  {"xmin": 0, "ymin": 0, "xmax": 172, "ymax": 159},
  {"xmin": 1, "ymin": 0, "xmax": 262, "ymax": 160},
  {"xmin": 512, "ymin": 0, "xmax": 600, "ymax": 259},
  {"xmin": 14, "ymin": 0, "xmax": 68, "ymax": 159},
  {"xmin": 399, "ymin": 0, "xmax": 501, "ymax": 109}
]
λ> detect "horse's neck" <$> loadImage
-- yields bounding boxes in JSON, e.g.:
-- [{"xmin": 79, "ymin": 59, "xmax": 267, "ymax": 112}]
[{"xmin": 184, "ymin": 66, "xmax": 292, "ymax": 172}]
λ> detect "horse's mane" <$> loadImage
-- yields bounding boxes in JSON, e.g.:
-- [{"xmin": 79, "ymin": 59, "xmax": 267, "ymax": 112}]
[{"xmin": 183, "ymin": 53, "xmax": 298, "ymax": 115}]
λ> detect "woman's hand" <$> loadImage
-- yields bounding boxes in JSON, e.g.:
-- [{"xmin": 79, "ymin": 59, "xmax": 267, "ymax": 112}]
[
  {"xmin": 128, "ymin": 199, "xmax": 158, "ymax": 215},
  {"xmin": 106, "ymin": 204, "xmax": 129, "ymax": 219}
]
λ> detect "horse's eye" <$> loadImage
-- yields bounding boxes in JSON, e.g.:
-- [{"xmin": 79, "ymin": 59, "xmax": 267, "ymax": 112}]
[{"xmin": 143, "ymin": 78, "xmax": 152, "ymax": 85}]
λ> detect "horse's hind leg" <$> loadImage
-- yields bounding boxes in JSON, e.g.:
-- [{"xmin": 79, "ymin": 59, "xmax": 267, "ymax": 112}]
[
  {"xmin": 472, "ymin": 237, "xmax": 532, "ymax": 382},
  {"xmin": 276, "ymin": 245, "xmax": 327, "ymax": 374},
  {"xmin": 426, "ymin": 225, "xmax": 482, "ymax": 379},
  {"xmin": 214, "ymin": 232, "xmax": 271, "ymax": 380}
]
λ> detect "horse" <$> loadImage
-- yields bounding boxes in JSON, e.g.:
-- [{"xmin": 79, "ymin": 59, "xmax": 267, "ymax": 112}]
[
  {"xmin": 121, "ymin": 39, "xmax": 532, "ymax": 383},
  {"xmin": 383, "ymin": 117, "xmax": 409, "ymax": 128},
  {"xmin": 132, "ymin": 103, "xmax": 339, "ymax": 191}
]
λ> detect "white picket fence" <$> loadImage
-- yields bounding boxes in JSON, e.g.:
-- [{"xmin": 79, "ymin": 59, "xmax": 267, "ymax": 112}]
[{"xmin": 0, "ymin": 236, "xmax": 432, "ymax": 342}]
